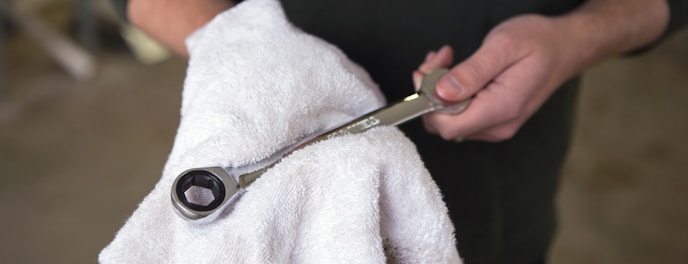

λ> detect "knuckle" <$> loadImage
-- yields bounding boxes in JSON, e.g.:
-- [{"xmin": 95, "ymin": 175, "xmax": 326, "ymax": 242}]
[
  {"xmin": 501, "ymin": 103, "xmax": 525, "ymax": 122},
  {"xmin": 468, "ymin": 62, "xmax": 489, "ymax": 87},
  {"xmin": 439, "ymin": 130, "xmax": 456, "ymax": 140},
  {"xmin": 487, "ymin": 31, "xmax": 521, "ymax": 56},
  {"xmin": 488, "ymin": 32, "xmax": 517, "ymax": 51},
  {"xmin": 459, "ymin": 55, "xmax": 497, "ymax": 85},
  {"xmin": 421, "ymin": 116, "xmax": 438, "ymax": 134},
  {"xmin": 487, "ymin": 127, "xmax": 518, "ymax": 142},
  {"xmin": 455, "ymin": 61, "xmax": 488, "ymax": 92},
  {"xmin": 428, "ymin": 119, "xmax": 460, "ymax": 140},
  {"xmin": 439, "ymin": 130, "xmax": 459, "ymax": 141}
]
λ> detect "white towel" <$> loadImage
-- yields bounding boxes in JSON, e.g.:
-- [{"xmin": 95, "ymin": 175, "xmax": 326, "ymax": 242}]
[{"xmin": 99, "ymin": 0, "xmax": 461, "ymax": 263}]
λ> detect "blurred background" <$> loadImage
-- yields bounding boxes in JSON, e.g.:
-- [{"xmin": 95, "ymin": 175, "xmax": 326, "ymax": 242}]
[{"xmin": 0, "ymin": 0, "xmax": 687, "ymax": 263}]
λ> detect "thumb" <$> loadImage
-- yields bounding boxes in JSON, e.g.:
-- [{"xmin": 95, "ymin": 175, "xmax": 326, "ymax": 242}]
[{"xmin": 436, "ymin": 38, "xmax": 524, "ymax": 102}]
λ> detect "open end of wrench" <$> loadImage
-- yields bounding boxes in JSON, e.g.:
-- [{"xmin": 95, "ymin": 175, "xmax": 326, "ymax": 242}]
[{"xmin": 418, "ymin": 69, "xmax": 472, "ymax": 115}]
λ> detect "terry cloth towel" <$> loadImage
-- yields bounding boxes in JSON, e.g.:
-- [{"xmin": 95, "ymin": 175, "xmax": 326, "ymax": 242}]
[{"xmin": 99, "ymin": 0, "xmax": 460, "ymax": 263}]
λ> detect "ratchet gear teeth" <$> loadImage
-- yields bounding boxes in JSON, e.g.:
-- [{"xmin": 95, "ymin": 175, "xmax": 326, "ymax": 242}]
[{"xmin": 175, "ymin": 170, "xmax": 226, "ymax": 212}]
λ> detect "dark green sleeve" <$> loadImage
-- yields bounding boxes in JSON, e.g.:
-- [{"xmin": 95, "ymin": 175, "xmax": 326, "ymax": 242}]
[
  {"xmin": 109, "ymin": 0, "xmax": 129, "ymax": 21},
  {"xmin": 665, "ymin": 0, "xmax": 688, "ymax": 37}
]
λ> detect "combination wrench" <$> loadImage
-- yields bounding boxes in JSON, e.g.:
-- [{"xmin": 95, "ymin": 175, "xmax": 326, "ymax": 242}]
[{"xmin": 171, "ymin": 69, "xmax": 471, "ymax": 222}]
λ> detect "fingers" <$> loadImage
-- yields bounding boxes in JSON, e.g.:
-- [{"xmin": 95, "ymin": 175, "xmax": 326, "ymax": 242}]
[
  {"xmin": 413, "ymin": 46, "xmax": 455, "ymax": 90},
  {"xmin": 413, "ymin": 70, "xmax": 424, "ymax": 91},
  {"xmin": 435, "ymin": 35, "xmax": 527, "ymax": 102},
  {"xmin": 424, "ymin": 90, "xmax": 516, "ymax": 140},
  {"xmin": 465, "ymin": 118, "xmax": 524, "ymax": 142},
  {"xmin": 419, "ymin": 45, "xmax": 454, "ymax": 74},
  {"xmin": 418, "ymin": 16, "xmax": 571, "ymax": 142},
  {"xmin": 425, "ymin": 55, "xmax": 541, "ymax": 141},
  {"xmin": 413, "ymin": 41, "xmax": 533, "ymax": 141}
]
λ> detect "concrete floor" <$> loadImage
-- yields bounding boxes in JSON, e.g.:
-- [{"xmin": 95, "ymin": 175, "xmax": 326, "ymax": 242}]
[
  {"xmin": 1, "ymin": 13, "xmax": 687, "ymax": 264},
  {"xmin": 550, "ymin": 29, "xmax": 688, "ymax": 263}
]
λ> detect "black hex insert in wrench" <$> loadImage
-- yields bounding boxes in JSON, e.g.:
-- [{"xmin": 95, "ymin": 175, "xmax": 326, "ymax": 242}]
[{"xmin": 171, "ymin": 69, "xmax": 471, "ymax": 222}]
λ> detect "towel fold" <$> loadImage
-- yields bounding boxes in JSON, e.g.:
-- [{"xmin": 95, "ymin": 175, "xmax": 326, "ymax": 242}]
[{"xmin": 99, "ymin": 0, "xmax": 460, "ymax": 262}]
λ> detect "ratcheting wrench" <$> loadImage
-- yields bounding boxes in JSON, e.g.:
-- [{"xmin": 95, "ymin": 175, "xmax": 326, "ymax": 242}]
[{"xmin": 171, "ymin": 68, "xmax": 471, "ymax": 222}]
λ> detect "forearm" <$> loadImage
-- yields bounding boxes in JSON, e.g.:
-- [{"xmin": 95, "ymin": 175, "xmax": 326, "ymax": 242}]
[
  {"xmin": 127, "ymin": 0, "xmax": 234, "ymax": 57},
  {"xmin": 558, "ymin": 0, "xmax": 670, "ymax": 72}
]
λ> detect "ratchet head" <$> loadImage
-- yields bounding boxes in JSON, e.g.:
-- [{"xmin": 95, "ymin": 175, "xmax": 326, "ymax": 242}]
[
  {"xmin": 171, "ymin": 167, "xmax": 240, "ymax": 222},
  {"xmin": 418, "ymin": 68, "xmax": 471, "ymax": 115}
]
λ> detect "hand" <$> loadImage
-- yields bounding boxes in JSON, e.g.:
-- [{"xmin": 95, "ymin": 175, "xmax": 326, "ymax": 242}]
[
  {"xmin": 413, "ymin": 0, "xmax": 669, "ymax": 142},
  {"xmin": 128, "ymin": 0, "xmax": 234, "ymax": 56},
  {"xmin": 414, "ymin": 15, "xmax": 583, "ymax": 142}
]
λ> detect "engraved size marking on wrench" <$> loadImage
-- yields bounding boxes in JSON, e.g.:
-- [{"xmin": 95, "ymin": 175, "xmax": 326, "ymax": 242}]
[{"xmin": 326, "ymin": 116, "xmax": 381, "ymax": 139}]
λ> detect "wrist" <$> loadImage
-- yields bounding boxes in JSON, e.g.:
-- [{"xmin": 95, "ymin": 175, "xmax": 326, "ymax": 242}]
[
  {"xmin": 554, "ymin": 0, "xmax": 669, "ymax": 72},
  {"xmin": 128, "ymin": 0, "xmax": 234, "ymax": 57}
]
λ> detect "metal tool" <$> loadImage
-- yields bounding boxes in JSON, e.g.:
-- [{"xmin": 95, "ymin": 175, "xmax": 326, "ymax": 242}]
[{"xmin": 171, "ymin": 69, "xmax": 471, "ymax": 222}]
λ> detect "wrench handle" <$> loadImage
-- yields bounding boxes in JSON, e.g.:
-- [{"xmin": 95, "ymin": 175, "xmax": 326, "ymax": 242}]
[{"xmin": 171, "ymin": 68, "xmax": 471, "ymax": 222}]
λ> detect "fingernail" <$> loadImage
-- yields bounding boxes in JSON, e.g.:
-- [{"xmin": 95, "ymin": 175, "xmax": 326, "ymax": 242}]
[
  {"xmin": 437, "ymin": 75, "xmax": 463, "ymax": 100},
  {"xmin": 438, "ymin": 45, "xmax": 450, "ymax": 55},
  {"xmin": 425, "ymin": 51, "xmax": 436, "ymax": 62},
  {"xmin": 412, "ymin": 70, "xmax": 422, "ymax": 90}
]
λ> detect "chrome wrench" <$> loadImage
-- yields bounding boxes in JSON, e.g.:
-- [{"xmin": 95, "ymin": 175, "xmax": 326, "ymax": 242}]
[{"xmin": 171, "ymin": 69, "xmax": 471, "ymax": 222}]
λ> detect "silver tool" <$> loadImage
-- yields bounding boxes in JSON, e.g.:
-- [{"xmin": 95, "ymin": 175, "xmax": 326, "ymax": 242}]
[{"xmin": 171, "ymin": 69, "xmax": 471, "ymax": 222}]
